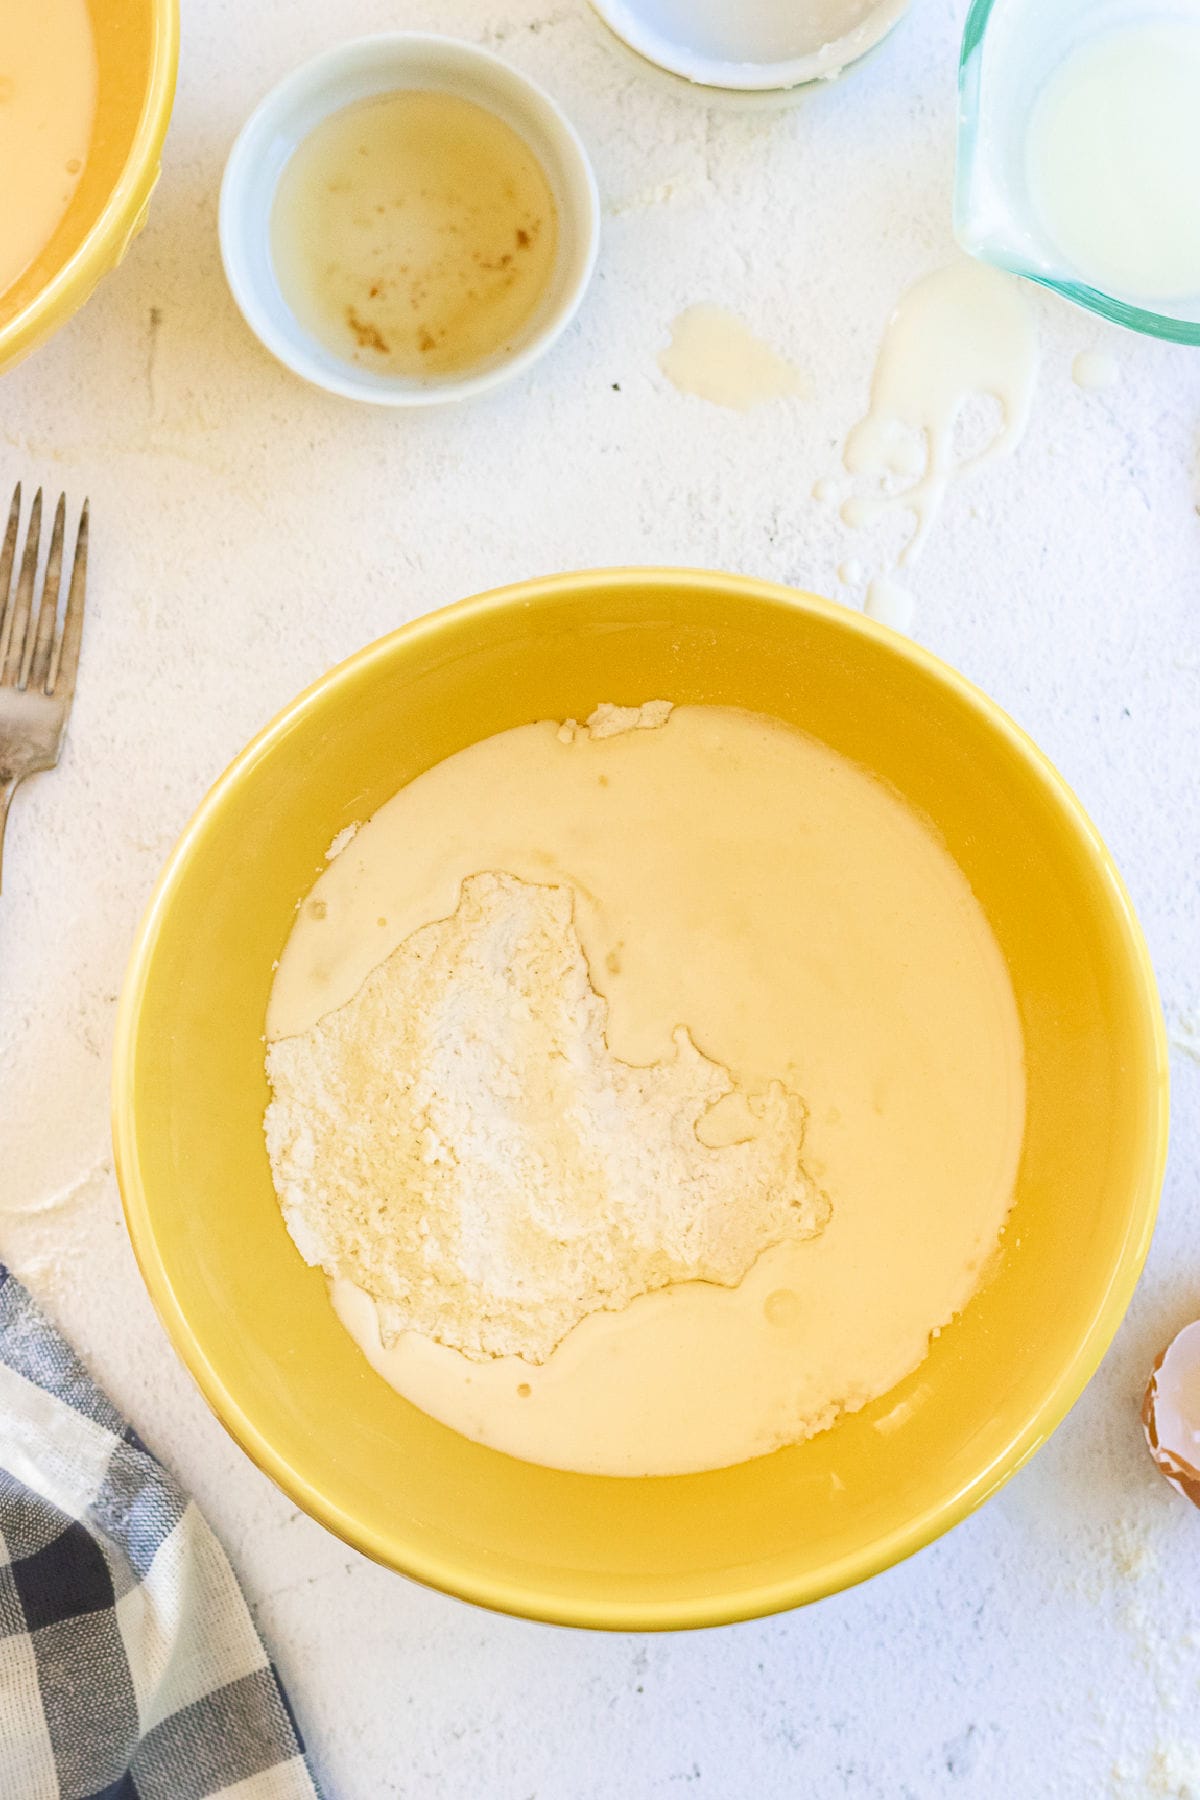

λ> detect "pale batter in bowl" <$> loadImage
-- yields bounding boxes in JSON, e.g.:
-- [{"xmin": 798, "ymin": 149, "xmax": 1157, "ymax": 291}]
[{"xmin": 265, "ymin": 701, "xmax": 1025, "ymax": 1475}]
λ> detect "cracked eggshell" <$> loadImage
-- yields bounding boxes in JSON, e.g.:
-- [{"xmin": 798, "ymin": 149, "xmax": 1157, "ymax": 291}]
[{"xmin": 1143, "ymin": 1320, "xmax": 1200, "ymax": 1508}]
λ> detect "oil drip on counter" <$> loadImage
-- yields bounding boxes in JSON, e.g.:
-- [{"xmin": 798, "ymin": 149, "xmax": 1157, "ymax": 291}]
[
  {"xmin": 265, "ymin": 702, "xmax": 1026, "ymax": 1476},
  {"xmin": 270, "ymin": 89, "xmax": 558, "ymax": 378},
  {"xmin": 658, "ymin": 305, "xmax": 804, "ymax": 411}
]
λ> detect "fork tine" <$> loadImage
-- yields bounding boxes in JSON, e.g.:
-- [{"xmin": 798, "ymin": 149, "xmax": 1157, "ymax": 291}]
[
  {"xmin": 2, "ymin": 487, "xmax": 41, "ymax": 686},
  {"xmin": 48, "ymin": 499, "xmax": 87, "ymax": 699},
  {"xmin": 0, "ymin": 484, "xmax": 22, "ymax": 674},
  {"xmin": 24, "ymin": 493, "xmax": 65, "ymax": 692}
]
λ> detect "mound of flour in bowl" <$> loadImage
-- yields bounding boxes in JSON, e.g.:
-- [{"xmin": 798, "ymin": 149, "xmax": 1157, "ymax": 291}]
[{"xmin": 265, "ymin": 870, "xmax": 830, "ymax": 1364}]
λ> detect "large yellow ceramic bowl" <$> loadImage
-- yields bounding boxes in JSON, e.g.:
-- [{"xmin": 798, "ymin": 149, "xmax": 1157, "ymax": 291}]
[
  {"xmin": 113, "ymin": 569, "xmax": 1168, "ymax": 1630},
  {"xmin": 0, "ymin": 0, "xmax": 178, "ymax": 375}
]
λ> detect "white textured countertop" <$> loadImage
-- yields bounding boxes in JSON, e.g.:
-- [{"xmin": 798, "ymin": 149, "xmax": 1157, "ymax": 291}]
[{"xmin": 3, "ymin": 1, "xmax": 1199, "ymax": 1794}]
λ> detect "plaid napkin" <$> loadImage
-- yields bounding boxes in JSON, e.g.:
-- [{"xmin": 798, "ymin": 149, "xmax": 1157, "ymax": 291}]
[{"xmin": 0, "ymin": 1267, "xmax": 323, "ymax": 1799}]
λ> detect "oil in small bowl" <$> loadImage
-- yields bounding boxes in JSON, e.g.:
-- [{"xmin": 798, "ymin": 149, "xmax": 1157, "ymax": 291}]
[{"xmin": 270, "ymin": 88, "xmax": 559, "ymax": 381}]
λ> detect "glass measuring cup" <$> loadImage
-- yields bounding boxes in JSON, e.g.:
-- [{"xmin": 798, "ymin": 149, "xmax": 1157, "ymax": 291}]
[{"xmin": 955, "ymin": 0, "xmax": 1200, "ymax": 344}]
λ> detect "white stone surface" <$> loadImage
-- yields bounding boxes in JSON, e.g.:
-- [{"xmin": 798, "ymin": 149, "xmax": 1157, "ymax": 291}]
[{"xmin": 2, "ymin": 0, "xmax": 1199, "ymax": 1794}]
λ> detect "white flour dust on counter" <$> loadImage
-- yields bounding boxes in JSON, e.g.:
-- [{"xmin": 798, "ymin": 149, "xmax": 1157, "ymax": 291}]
[
  {"xmin": 264, "ymin": 700, "xmax": 1025, "ymax": 1476},
  {"xmin": 834, "ymin": 259, "xmax": 1038, "ymax": 631}
]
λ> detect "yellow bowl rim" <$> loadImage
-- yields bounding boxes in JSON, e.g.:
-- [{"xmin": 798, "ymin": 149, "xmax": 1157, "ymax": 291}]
[
  {"xmin": 0, "ymin": 0, "xmax": 180, "ymax": 370},
  {"xmin": 111, "ymin": 566, "xmax": 1169, "ymax": 1631}
]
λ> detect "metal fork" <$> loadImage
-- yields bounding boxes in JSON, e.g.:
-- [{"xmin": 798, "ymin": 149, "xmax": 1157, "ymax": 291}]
[{"xmin": 0, "ymin": 483, "xmax": 89, "ymax": 891}]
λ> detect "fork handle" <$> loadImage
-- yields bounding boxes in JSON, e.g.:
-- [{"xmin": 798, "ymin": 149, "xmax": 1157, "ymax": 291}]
[{"xmin": 0, "ymin": 776, "xmax": 16, "ymax": 895}]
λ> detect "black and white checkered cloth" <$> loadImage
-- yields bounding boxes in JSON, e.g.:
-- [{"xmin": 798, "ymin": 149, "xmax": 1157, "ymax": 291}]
[{"xmin": 0, "ymin": 1267, "xmax": 324, "ymax": 1799}]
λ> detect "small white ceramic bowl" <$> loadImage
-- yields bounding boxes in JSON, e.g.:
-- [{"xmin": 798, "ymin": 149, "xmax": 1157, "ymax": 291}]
[
  {"xmin": 588, "ymin": 0, "xmax": 910, "ymax": 93},
  {"xmin": 220, "ymin": 34, "xmax": 600, "ymax": 405}
]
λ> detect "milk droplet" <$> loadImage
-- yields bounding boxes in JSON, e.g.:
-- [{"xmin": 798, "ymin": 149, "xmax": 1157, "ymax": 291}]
[
  {"xmin": 840, "ymin": 494, "xmax": 877, "ymax": 530},
  {"xmin": 864, "ymin": 575, "xmax": 915, "ymax": 633},
  {"xmin": 838, "ymin": 558, "xmax": 865, "ymax": 586},
  {"xmin": 1072, "ymin": 349, "xmax": 1119, "ymax": 392}
]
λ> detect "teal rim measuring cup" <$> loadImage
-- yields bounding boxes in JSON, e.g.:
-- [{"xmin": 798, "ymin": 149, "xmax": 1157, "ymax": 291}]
[{"xmin": 955, "ymin": 0, "xmax": 1200, "ymax": 345}]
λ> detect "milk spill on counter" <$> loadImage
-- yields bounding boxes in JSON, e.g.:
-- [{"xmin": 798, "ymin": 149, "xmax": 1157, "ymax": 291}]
[
  {"xmin": 1026, "ymin": 21, "xmax": 1200, "ymax": 306},
  {"xmin": 0, "ymin": 0, "xmax": 96, "ymax": 297},
  {"xmin": 267, "ymin": 704, "xmax": 1026, "ymax": 1477},
  {"xmin": 835, "ymin": 260, "xmax": 1038, "ymax": 631}
]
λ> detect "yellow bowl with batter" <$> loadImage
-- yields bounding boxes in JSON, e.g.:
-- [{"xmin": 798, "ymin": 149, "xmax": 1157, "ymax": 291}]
[
  {"xmin": 112, "ymin": 569, "xmax": 1168, "ymax": 1629},
  {"xmin": 0, "ymin": 0, "xmax": 178, "ymax": 375}
]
